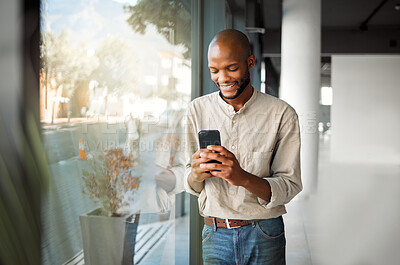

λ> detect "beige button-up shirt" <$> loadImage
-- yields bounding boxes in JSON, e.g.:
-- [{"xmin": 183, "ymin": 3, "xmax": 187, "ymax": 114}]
[{"xmin": 183, "ymin": 90, "xmax": 302, "ymax": 220}]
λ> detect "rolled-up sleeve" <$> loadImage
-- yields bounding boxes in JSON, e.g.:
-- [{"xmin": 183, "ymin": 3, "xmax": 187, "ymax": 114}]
[
  {"xmin": 258, "ymin": 111, "xmax": 302, "ymax": 208},
  {"xmin": 184, "ymin": 165, "xmax": 200, "ymax": 196},
  {"xmin": 182, "ymin": 105, "xmax": 201, "ymax": 196}
]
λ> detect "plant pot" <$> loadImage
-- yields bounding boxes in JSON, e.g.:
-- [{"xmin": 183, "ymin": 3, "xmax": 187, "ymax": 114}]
[{"xmin": 79, "ymin": 208, "xmax": 140, "ymax": 265}]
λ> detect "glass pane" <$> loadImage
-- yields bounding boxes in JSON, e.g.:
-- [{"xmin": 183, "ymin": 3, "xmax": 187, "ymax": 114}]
[{"xmin": 40, "ymin": 0, "xmax": 191, "ymax": 264}]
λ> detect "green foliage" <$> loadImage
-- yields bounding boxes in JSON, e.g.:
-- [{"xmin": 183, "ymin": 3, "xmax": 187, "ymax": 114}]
[
  {"xmin": 124, "ymin": 0, "xmax": 191, "ymax": 58},
  {"xmin": 81, "ymin": 148, "xmax": 140, "ymax": 217}
]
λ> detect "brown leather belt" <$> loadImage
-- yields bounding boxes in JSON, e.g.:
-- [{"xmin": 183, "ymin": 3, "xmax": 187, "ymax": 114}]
[{"xmin": 204, "ymin": 217, "xmax": 260, "ymax": 229}]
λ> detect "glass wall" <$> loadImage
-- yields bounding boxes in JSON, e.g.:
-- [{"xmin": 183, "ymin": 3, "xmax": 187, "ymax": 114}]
[{"xmin": 40, "ymin": 0, "xmax": 191, "ymax": 264}]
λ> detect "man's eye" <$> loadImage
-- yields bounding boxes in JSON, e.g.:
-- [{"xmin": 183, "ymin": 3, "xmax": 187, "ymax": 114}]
[
  {"xmin": 210, "ymin": 70, "xmax": 218, "ymax": 74},
  {"xmin": 228, "ymin": 68, "xmax": 238, "ymax": 71}
]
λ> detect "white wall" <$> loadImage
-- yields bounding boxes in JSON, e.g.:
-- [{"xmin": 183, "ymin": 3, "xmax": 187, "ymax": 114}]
[
  {"xmin": 331, "ymin": 55, "xmax": 400, "ymax": 164},
  {"xmin": 316, "ymin": 55, "xmax": 400, "ymax": 264}
]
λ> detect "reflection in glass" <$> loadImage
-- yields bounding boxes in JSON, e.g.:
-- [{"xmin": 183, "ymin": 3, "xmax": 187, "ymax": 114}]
[{"xmin": 40, "ymin": 0, "xmax": 191, "ymax": 264}]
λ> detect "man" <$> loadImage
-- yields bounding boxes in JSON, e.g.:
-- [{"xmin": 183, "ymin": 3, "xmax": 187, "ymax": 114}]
[{"xmin": 183, "ymin": 29, "xmax": 302, "ymax": 264}]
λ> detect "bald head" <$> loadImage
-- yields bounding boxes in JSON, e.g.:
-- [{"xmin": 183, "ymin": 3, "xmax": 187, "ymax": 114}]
[
  {"xmin": 207, "ymin": 29, "xmax": 255, "ymax": 102},
  {"xmin": 209, "ymin": 29, "xmax": 252, "ymax": 60}
]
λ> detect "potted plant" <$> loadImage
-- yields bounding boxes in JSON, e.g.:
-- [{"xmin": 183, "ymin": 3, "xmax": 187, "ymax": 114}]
[{"xmin": 80, "ymin": 147, "xmax": 141, "ymax": 265}]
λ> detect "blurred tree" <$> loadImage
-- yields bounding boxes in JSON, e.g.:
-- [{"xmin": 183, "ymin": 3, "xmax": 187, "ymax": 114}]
[
  {"xmin": 40, "ymin": 29, "xmax": 96, "ymax": 119},
  {"xmin": 92, "ymin": 35, "xmax": 140, "ymax": 96},
  {"xmin": 40, "ymin": 29, "xmax": 96, "ymax": 99},
  {"xmin": 124, "ymin": 0, "xmax": 191, "ymax": 58}
]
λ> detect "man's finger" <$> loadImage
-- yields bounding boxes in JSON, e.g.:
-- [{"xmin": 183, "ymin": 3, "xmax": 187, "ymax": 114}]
[
  {"xmin": 201, "ymin": 152, "xmax": 229, "ymax": 164},
  {"xmin": 193, "ymin": 148, "xmax": 213, "ymax": 158},
  {"xmin": 192, "ymin": 157, "xmax": 219, "ymax": 166},
  {"xmin": 200, "ymin": 162, "xmax": 227, "ymax": 171},
  {"xmin": 206, "ymin": 145, "xmax": 232, "ymax": 157},
  {"xmin": 193, "ymin": 166, "xmax": 213, "ymax": 177},
  {"xmin": 196, "ymin": 148, "xmax": 215, "ymax": 158},
  {"xmin": 209, "ymin": 170, "xmax": 229, "ymax": 179},
  {"xmin": 192, "ymin": 149, "xmax": 202, "ymax": 159}
]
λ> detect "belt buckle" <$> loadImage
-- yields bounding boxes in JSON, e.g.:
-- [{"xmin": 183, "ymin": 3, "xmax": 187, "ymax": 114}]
[{"xmin": 225, "ymin": 219, "xmax": 239, "ymax": 229}]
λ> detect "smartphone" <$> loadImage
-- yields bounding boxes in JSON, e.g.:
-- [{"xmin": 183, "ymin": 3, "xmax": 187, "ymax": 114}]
[
  {"xmin": 198, "ymin": 130, "xmax": 221, "ymax": 149},
  {"xmin": 198, "ymin": 130, "xmax": 222, "ymax": 169}
]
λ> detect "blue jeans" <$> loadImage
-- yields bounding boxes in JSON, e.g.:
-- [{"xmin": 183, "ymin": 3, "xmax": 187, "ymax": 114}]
[{"xmin": 202, "ymin": 216, "xmax": 286, "ymax": 265}]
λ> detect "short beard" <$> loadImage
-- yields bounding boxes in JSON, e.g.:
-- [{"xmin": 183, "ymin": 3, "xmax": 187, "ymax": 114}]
[{"xmin": 218, "ymin": 67, "xmax": 251, "ymax": 100}]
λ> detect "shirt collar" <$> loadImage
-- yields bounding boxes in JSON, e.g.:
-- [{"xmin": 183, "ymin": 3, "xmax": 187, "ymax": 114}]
[{"xmin": 216, "ymin": 87, "xmax": 258, "ymax": 116}]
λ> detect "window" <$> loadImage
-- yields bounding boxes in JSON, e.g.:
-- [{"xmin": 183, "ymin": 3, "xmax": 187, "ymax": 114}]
[
  {"xmin": 40, "ymin": 0, "xmax": 191, "ymax": 264},
  {"xmin": 320, "ymin": 86, "xmax": 333, "ymax": 106}
]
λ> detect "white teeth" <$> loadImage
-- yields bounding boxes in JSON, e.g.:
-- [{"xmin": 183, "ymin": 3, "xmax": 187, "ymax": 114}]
[{"xmin": 221, "ymin": 84, "xmax": 234, "ymax": 88}]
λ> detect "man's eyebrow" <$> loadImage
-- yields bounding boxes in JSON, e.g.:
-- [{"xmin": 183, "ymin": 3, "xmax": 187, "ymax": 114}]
[
  {"xmin": 226, "ymin": 63, "xmax": 238, "ymax": 68},
  {"xmin": 208, "ymin": 63, "xmax": 239, "ymax": 69}
]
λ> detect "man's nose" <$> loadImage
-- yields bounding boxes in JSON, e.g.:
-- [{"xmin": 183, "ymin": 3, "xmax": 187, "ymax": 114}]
[{"xmin": 217, "ymin": 71, "xmax": 229, "ymax": 83}]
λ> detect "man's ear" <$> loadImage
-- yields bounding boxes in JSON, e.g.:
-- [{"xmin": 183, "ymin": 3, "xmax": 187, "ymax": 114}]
[{"xmin": 248, "ymin": 54, "xmax": 256, "ymax": 70}]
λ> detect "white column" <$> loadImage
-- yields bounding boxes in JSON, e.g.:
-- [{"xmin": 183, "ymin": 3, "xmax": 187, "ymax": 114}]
[{"xmin": 280, "ymin": 0, "xmax": 321, "ymax": 195}]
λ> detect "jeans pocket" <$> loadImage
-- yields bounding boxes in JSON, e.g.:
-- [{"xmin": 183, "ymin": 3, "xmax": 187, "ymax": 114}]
[
  {"xmin": 202, "ymin": 226, "xmax": 213, "ymax": 244},
  {"xmin": 256, "ymin": 216, "xmax": 285, "ymax": 239}
]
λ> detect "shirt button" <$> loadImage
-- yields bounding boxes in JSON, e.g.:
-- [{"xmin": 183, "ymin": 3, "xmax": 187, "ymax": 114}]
[
  {"xmin": 232, "ymin": 120, "xmax": 236, "ymax": 124},
  {"xmin": 231, "ymin": 145, "xmax": 236, "ymax": 149}
]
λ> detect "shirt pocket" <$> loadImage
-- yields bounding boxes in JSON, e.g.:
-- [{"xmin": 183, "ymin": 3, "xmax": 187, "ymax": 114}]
[{"xmin": 244, "ymin": 151, "xmax": 273, "ymax": 177}]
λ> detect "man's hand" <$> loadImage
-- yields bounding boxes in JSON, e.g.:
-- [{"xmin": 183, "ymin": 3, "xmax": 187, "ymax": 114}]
[
  {"xmin": 199, "ymin": 145, "xmax": 248, "ymax": 186},
  {"xmin": 199, "ymin": 145, "xmax": 272, "ymax": 202},
  {"xmin": 190, "ymin": 149, "xmax": 216, "ymax": 182},
  {"xmin": 188, "ymin": 149, "xmax": 216, "ymax": 192}
]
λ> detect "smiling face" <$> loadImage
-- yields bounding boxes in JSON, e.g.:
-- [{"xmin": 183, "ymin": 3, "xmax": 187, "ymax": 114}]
[{"xmin": 208, "ymin": 38, "xmax": 255, "ymax": 101}]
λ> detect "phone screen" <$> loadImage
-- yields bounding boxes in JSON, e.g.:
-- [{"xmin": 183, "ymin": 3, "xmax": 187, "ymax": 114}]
[
  {"xmin": 198, "ymin": 130, "xmax": 222, "ymax": 169},
  {"xmin": 198, "ymin": 130, "xmax": 221, "ymax": 149}
]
